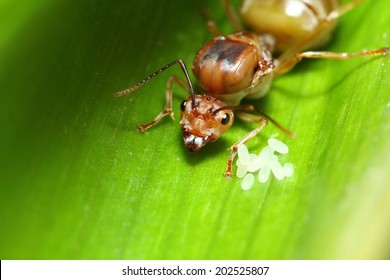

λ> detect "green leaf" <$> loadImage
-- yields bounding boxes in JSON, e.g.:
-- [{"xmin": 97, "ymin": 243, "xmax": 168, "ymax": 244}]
[{"xmin": 1, "ymin": 0, "xmax": 389, "ymax": 259}]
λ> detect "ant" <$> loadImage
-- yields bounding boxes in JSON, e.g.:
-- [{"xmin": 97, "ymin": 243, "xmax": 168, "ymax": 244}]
[{"xmin": 115, "ymin": 0, "xmax": 388, "ymax": 178}]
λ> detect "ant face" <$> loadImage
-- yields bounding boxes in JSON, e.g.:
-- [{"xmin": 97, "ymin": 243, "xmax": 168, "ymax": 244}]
[{"xmin": 180, "ymin": 95, "xmax": 234, "ymax": 152}]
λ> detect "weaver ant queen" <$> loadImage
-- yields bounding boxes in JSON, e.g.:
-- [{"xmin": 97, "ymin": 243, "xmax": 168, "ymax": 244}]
[{"xmin": 116, "ymin": 0, "xmax": 388, "ymax": 177}]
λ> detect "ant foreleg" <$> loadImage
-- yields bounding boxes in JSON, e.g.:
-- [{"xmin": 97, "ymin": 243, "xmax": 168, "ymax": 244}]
[
  {"xmin": 115, "ymin": 59, "xmax": 196, "ymax": 132},
  {"xmin": 222, "ymin": 105, "xmax": 295, "ymax": 177},
  {"xmin": 137, "ymin": 76, "xmax": 188, "ymax": 132},
  {"xmin": 225, "ymin": 116, "xmax": 268, "ymax": 178}
]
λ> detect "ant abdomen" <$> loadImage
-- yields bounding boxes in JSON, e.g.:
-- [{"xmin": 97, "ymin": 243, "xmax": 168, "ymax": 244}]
[
  {"xmin": 192, "ymin": 32, "xmax": 275, "ymax": 105},
  {"xmin": 240, "ymin": 0, "xmax": 340, "ymax": 52}
]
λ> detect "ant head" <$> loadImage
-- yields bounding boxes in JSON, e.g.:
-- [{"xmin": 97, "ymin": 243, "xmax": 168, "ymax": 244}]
[{"xmin": 180, "ymin": 94, "xmax": 234, "ymax": 152}]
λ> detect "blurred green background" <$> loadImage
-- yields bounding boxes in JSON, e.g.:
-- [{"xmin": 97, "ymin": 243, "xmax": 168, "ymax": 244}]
[{"xmin": 0, "ymin": 0, "xmax": 389, "ymax": 259}]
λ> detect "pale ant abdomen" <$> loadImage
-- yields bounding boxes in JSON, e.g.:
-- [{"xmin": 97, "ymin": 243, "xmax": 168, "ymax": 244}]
[{"xmin": 240, "ymin": 0, "xmax": 340, "ymax": 52}]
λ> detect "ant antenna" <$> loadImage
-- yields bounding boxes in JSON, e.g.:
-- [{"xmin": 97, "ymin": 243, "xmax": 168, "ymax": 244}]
[
  {"xmin": 115, "ymin": 59, "xmax": 196, "ymax": 108},
  {"xmin": 214, "ymin": 105, "xmax": 296, "ymax": 138}
]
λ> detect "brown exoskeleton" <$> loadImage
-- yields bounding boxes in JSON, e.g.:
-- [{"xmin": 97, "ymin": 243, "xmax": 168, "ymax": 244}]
[{"xmin": 116, "ymin": 0, "xmax": 388, "ymax": 177}]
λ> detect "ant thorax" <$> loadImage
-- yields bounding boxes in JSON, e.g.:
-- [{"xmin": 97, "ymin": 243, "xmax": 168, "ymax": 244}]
[{"xmin": 180, "ymin": 95, "xmax": 234, "ymax": 152}]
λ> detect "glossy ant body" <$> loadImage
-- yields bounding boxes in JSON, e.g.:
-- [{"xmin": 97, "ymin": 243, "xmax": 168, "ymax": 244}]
[{"xmin": 116, "ymin": 0, "xmax": 388, "ymax": 177}]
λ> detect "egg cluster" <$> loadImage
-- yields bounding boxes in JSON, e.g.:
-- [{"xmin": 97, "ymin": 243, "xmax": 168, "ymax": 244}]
[{"xmin": 236, "ymin": 138, "xmax": 294, "ymax": 190}]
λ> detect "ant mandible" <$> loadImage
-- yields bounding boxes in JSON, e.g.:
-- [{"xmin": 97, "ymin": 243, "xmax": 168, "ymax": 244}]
[{"xmin": 115, "ymin": 0, "xmax": 388, "ymax": 178}]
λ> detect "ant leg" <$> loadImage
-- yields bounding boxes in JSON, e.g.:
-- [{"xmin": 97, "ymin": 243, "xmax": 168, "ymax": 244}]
[
  {"xmin": 227, "ymin": 105, "xmax": 296, "ymax": 138},
  {"xmin": 275, "ymin": 47, "xmax": 389, "ymax": 76},
  {"xmin": 225, "ymin": 117, "xmax": 268, "ymax": 177},
  {"xmin": 221, "ymin": 105, "xmax": 295, "ymax": 177},
  {"xmin": 137, "ymin": 76, "xmax": 188, "ymax": 132},
  {"xmin": 220, "ymin": 0, "xmax": 243, "ymax": 32},
  {"xmin": 201, "ymin": 0, "xmax": 243, "ymax": 36},
  {"xmin": 296, "ymin": 48, "xmax": 389, "ymax": 59},
  {"xmin": 199, "ymin": 7, "xmax": 222, "ymax": 36},
  {"xmin": 115, "ymin": 59, "xmax": 196, "ymax": 132},
  {"xmin": 274, "ymin": 0, "xmax": 374, "ymax": 76},
  {"xmin": 207, "ymin": 20, "xmax": 222, "ymax": 37}
]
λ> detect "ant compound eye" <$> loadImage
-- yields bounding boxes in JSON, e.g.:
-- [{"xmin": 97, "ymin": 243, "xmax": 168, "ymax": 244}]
[
  {"xmin": 221, "ymin": 113, "xmax": 230, "ymax": 125},
  {"xmin": 180, "ymin": 100, "xmax": 187, "ymax": 111}
]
